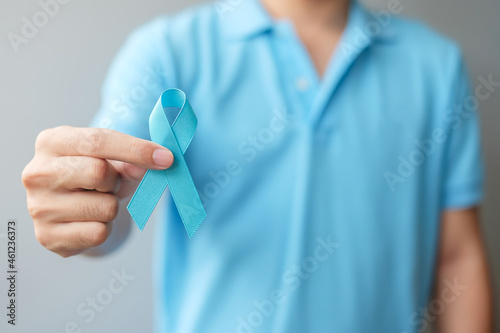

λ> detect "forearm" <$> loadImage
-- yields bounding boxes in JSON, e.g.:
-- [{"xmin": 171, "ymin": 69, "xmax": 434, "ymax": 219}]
[{"xmin": 434, "ymin": 234, "xmax": 493, "ymax": 332}]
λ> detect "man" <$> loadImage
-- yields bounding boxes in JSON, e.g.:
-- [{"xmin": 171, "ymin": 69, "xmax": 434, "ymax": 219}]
[{"xmin": 22, "ymin": 0, "xmax": 493, "ymax": 332}]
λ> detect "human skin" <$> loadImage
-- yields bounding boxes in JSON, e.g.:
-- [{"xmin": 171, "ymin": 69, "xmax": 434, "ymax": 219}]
[
  {"xmin": 259, "ymin": 1, "xmax": 493, "ymax": 331},
  {"xmin": 22, "ymin": 126, "xmax": 173, "ymax": 257},
  {"xmin": 22, "ymin": 0, "xmax": 493, "ymax": 331}
]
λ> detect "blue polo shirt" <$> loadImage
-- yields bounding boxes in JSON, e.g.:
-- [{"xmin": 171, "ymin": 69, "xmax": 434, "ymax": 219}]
[{"xmin": 91, "ymin": 0, "xmax": 484, "ymax": 332}]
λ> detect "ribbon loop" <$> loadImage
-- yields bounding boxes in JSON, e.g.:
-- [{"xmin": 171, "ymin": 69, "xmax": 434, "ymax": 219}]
[{"xmin": 127, "ymin": 89, "xmax": 206, "ymax": 238}]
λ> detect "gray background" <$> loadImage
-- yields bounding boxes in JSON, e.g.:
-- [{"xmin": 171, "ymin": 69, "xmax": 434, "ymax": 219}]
[{"xmin": 0, "ymin": 0, "xmax": 498, "ymax": 332}]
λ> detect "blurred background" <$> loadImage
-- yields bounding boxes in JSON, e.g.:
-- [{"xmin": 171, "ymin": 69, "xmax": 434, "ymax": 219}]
[{"xmin": 0, "ymin": 0, "xmax": 498, "ymax": 332}]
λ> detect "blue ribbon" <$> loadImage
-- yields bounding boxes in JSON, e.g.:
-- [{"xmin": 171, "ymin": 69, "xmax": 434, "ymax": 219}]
[{"xmin": 127, "ymin": 89, "xmax": 206, "ymax": 238}]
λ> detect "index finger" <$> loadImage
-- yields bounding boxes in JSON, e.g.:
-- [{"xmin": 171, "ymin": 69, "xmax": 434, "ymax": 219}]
[{"xmin": 39, "ymin": 126, "xmax": 173, "ymax": 170}]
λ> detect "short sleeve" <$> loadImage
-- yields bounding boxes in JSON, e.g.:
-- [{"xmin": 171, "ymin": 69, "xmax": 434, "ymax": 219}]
[
  {"xmin": 441, "ymin": 51, "xmax": 484, "ymax": 209},
  {"xmin": 90, "ymin": 17, "xmax": 174, "ymax": 140}
]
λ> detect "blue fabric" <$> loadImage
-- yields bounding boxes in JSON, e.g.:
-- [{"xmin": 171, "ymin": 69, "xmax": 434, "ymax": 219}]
[
  {"xmin": 91, "ymin": 1, "xmax": 484, "ymax": 332},
  {"xmin": 127, "ymin": 89, "xmax": 206, "ymax": 236}
]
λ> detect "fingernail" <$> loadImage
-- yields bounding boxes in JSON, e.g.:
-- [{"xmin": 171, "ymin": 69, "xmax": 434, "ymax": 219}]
[{"xmin": 153, "ymin": 149, "xmax": 173, "ymax": 168}]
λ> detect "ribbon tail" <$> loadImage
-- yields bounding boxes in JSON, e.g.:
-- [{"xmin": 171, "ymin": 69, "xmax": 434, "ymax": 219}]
[
  {"xmin": 164, "ymin": 158, "xmax": 207, "ymax": 238},
  {"xmin": 127, "ymin": 169, "xmax": 168, "ymax": 231}
]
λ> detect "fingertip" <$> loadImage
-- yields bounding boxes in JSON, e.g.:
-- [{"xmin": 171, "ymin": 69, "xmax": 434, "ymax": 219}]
[{"xmin": 152, "ymin": 149, "xmax": 174, "ymax": 169}]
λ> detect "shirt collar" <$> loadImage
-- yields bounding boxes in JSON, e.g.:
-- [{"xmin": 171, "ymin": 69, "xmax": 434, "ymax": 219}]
[
  {"xmin": 220, "ymin": 0, "xmax": 398, "ymax": 42},
  {"xmin": 220, "ymin": 0, "xmax": 274, "ymax": 40},
  {"xmin": 341, "ymin": 0, "xmax": 398, "ymax": 45}
]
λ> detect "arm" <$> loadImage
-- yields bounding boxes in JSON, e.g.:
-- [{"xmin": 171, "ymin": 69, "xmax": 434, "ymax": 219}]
[{"xmin": 434, "ymin": 207, "xmax": 493, "ymax": 333}]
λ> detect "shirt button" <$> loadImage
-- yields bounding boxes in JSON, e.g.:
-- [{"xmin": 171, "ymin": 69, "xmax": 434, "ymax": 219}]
[{"xmin": 295, "ymin": 78, "xmax": 309, "ymax": 92}]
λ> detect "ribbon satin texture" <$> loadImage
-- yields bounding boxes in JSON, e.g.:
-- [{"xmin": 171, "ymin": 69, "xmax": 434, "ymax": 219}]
[{"xmin": 127, "ymin": 89, "xmax": 206, "ymax": 238}]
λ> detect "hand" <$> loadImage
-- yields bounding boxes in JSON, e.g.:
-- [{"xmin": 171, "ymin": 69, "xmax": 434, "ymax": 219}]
[{"xmin": 22, "ymin": 126, "xmax": 173, "ymax": 257}]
